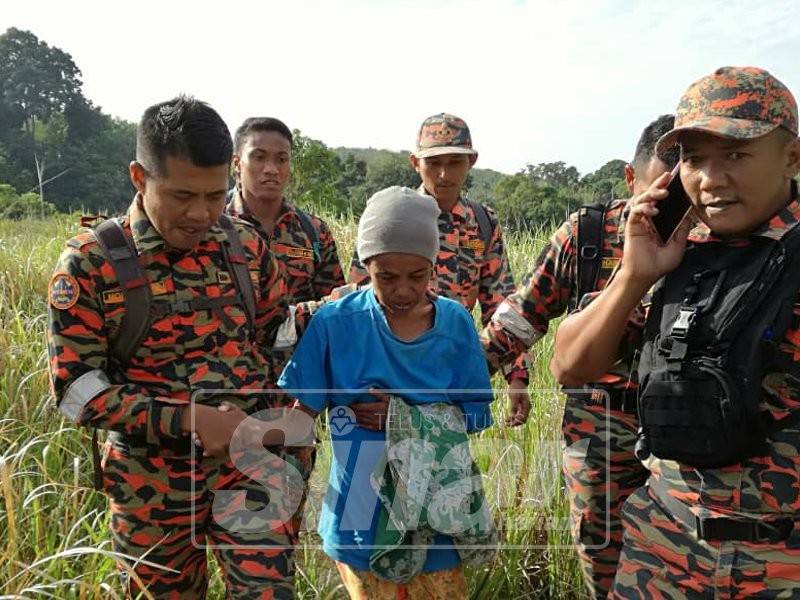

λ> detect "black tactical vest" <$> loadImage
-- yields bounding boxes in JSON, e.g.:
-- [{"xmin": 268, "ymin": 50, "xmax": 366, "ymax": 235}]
[{"xmin": 636, "ymin": 221, "xmax": 800, "ymax": 468}]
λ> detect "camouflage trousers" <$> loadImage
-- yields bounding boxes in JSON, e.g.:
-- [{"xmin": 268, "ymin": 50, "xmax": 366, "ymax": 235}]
[
  {"xmin": 101, "ymin": 438, "xmax": 305, "ymax": 599},
  {"xmin": 612, "ymin": 483, "xmax": 800, "ymax": 599},
  {"xmin": 562, "ymin": 396, "xmax": 649, "ymax": 599}
]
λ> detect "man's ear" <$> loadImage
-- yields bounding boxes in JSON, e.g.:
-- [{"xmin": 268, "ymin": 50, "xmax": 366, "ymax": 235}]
[
  {"xmin": 624, "ymin": 163, "xmax": 636, "ymax": 194},
  {"xmin": 783, "ymin": 136, "xmax": 800, "ymax": 180},
  {"xmin": 409, "ymin": 154, "xmax": 420, "ymax": 172},
  {"xmin": 129, "ymin": 161, "xmax": 147, "ymax": 194},
  {"xmin": 468, "ymin": 153, "xmax": 478, "ymax": 168},
  {"xmin": 232, "ymin": 154, "xmax": 242, "ymax": 185}
]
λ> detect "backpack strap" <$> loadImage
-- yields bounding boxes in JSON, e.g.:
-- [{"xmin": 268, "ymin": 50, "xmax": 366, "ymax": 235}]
[
  {"xmin": 93, "ymin": 218, "xmax": 153, "ymax": 364},
  {"xmin": 295, "ymin": 208, "xmax": 321, "ymax": 267},
  {"xmin": 574, "ymin": 204, "xmax": 606, "ymax": 310},
  {"xmin": 218, "ymin": 214, "xmax": 257, "ymax": 330},
  {"xmin": 466, "ymin": 199, "xmax": 494, "ymax": 253}
]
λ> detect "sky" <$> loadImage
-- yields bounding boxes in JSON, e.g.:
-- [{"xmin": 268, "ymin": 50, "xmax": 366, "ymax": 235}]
[{"xmin": 2, "ymin": 0, "xmax": 799, "ymax": 175}]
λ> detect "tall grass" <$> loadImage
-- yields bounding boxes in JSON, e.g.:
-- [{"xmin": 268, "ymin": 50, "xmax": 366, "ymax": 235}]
[{"xmin": 0, "ymin": 214, "xmax": 581, "ymax": 599}]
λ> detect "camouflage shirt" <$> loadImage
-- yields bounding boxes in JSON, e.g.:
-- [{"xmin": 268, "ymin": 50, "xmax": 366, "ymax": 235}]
[
  {"xmin": 481, "ymin": 199, "xmax": 638, "ymax": 388},
  {"xmin": 47, "ymin": 197, "xmax": 288, "ymax": 444},
  {"xmin": 226, "ymin": 191, "xmax": 345, "ymax": 303},
  {"xmin": 349, "ymin": 189, "xmax": 526, "ymax": 382},
  {"xmin": 624, "ymin": 199, "xmax": 800, "ymax": 517}
]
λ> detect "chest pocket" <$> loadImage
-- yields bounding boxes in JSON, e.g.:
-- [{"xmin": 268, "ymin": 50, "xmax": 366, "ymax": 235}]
[
  {"xmin": 200, "ymin": 267, "xmax": 251, "ymax": 334},
  {"xmin": 273, "ymin": 242, "xmax": 315, "ymax": 298},
  {"xmin": 100, "ymin": 279, "xmax": 176, "ymax": 352}
]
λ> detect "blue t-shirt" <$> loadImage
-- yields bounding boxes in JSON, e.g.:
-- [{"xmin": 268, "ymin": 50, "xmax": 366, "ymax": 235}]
[{"xmin": 278, "ymin": 288, "xmax": 494, "ymax": 572}]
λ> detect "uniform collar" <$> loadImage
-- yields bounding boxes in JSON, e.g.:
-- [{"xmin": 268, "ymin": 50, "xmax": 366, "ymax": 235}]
[
  {"xmin": 129, "ymin": 194, "xmax": 167, "ymax": 253},
  {"xmin": 417, "ymin": 184, "xmax": 467, "ymax": 219},
  {"xmin": 688, "ymin": 194, "xmax": 800, "ymax": 244},
  {"xmin": 227, "ymin": 187, "xmax": 294, "ymax": 228}
]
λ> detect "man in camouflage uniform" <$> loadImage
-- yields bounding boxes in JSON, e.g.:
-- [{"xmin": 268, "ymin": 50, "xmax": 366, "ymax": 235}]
[
  {"xmin": 552, "ymin": 67, "xmax": 800, "ymax": 598},
  {"xmin": 349, "ymin": 113, "xmax": 531, "ymax": 424},
  {"xmin": 481, "ymin": 115, "xmax": 678, "ymax": 598},
  {"xmin": 47, "ymin": 97, "xmax": 300, "ymax": 599},
  {"xmin": 227, "ymin": 116, "xmax": 345, "ymax": 380}
]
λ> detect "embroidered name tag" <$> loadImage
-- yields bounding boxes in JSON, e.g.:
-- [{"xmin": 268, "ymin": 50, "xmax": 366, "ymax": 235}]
[
  {"xmin": 464, "ymin": 239, "xmax": 485, "ymax": 253},
  {"xmin": 601, "ymin": 257, "xmax": 620, "ymax": 270},
  {"xmin": 102, "ymin": 289, "xmax": 125, "ymax": 305},
  {"xmin": 285, "ymin": 247, "xmax": 314, "ymax": 260}
]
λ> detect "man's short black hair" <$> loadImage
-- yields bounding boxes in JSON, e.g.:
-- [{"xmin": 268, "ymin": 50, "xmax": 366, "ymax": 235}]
[
  {"xmin": 633, "ymin": 114, "xmax": 679, "ymax": 170},
  {"xmin": 136, "ymin": 95, "xmax": 233, "ymax": 177},
  {"xmin": 234, "ymin": 117, "xmax": 293, "ymax": 153}
]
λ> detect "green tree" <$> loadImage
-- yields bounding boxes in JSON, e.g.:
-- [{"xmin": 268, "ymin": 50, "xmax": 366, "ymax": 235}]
[
  {"xmin": 289, "ymin": 131, "xmax": 350, "ymax": 214},
  {"xmin": 0, "ymin": 28, "xmax": 85, "ymax": 205},
  {"xmin": 526, "ymin": 161, "xmax": 580, "ymax": 188},
  {"xmin": 49, "ymin": 117, "xmax": 136, "ymax": 213},
  {"xmin": 579, "ymin": 159, "xmax": 628, "ymax": 203},
  {"xmin": 334, "ymin": 153, "xmax": 367, "ymax": 207},
  {"xmin": 0, "ymin": 28, "xmax": 83, "ymax": 137},
  {"xmin": 0, "ymin": 182, "xmax": 56, "ymax": 219},
  {"xmin": 348, "ymin": 153, "xmax": 421, "ymax": 211}
]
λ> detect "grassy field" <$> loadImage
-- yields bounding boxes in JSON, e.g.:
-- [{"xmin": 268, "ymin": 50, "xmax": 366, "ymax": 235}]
[{"xmin": 0, "ymin": 213, "xmax": 582, "ymax": 599}]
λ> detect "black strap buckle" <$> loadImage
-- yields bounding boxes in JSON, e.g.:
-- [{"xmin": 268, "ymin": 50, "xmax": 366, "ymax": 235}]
[
  {"xmin": 670, "ymin": 307, "xmax": 697, "ymax": 340},
  {"xmin": 697, "ymin": 515, "xmax": 794, "ymax": 543},
  {"xmin": 580, "ymin": 245, "xmax": 599, "ymax": 260}
]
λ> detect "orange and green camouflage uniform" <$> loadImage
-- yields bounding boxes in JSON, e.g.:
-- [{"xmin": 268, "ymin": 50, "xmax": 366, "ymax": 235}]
[
  {"xmin": 47, "ymin": 197, "xmax": 303, "ymax": 599},
  {"xmin": 482, "ymin": 199, "xmax": 648, "ymax": 599},
  {"xmin": 610, "ymin": 199, "xmax": 800, "ymax": 599},
  {"xmin": 349, "ymin": 188, "xmax": 529, "ymax": 382},
  {"xmin": 226, "ymin": 190, "xmax": 345, "ymax": 380},
  {"xmin": 227, "ymin": 191, "xmax": 344, "ymax": 538}
]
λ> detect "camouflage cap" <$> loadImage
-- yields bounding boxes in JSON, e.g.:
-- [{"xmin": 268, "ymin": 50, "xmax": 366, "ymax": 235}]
[
  {"xmin": 656, "ymin": 66, "xmax": 798, "ymax": 154},
  {"xmin": 414, "ymin": 113, "xmax": 477, "ymax": 158}
]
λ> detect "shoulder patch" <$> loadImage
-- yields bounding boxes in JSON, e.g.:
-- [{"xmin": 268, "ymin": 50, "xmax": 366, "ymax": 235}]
[
  {"xmin": 49, "ymin": 273, "xmax": 80, "ymax": 310},
  {"xmin": 66, "ymin": 231, "xmax": 97, "ymax": 250},
  {"xmin": 102, "ymin": 288, "xmax": 125, "ymax": 305}
]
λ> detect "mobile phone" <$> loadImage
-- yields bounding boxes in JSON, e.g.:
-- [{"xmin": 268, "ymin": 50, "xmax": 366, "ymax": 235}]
[{"xmin": 649, "ymin": 164, "xmax": 692, "ymax": 245}]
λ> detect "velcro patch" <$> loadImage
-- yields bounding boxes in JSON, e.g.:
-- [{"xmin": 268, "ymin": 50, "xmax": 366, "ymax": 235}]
[
  {"xmin": 218, "ymin": 271, "xmax": 232, "ymax": 284},
  {"xmin": 102, "ymin": 289, "xmax": 125, "ymax": 305},
  {"xmin": 601, "ymin": 257, "xmax": 620, "ymax": 270},
  {"xmin": 285, "ymin": 247, "xmax": 314, "ymax": 260},
  {"xmin": 49, "ymin": 274, "xmax": 80, "ymax": 310}
]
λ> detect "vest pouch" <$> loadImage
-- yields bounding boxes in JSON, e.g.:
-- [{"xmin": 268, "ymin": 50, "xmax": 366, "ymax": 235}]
[{"xmin": 638, "ymin": 360, "xmax": 760, "ymax": 468}]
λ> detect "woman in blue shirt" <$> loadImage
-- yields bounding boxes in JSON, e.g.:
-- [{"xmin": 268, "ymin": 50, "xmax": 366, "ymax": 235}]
[{"xmin": 279, "ymin": 186, "xmax": 494, "ymax": 599}]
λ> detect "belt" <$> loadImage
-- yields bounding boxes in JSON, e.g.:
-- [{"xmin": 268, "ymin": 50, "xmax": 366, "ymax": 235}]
[
  {"xmin": 649, "ymin": 476, "xmax": 795, "ymax": 543},
  {"xmin": 569, "ymin": 386, "xmax": 638, "ymax": 414}
]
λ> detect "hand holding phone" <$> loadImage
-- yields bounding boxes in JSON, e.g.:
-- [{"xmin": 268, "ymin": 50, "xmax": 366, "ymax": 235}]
[{"xmin": 648, "ymin": 164, "xmax": 692, "ymax": 246}]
